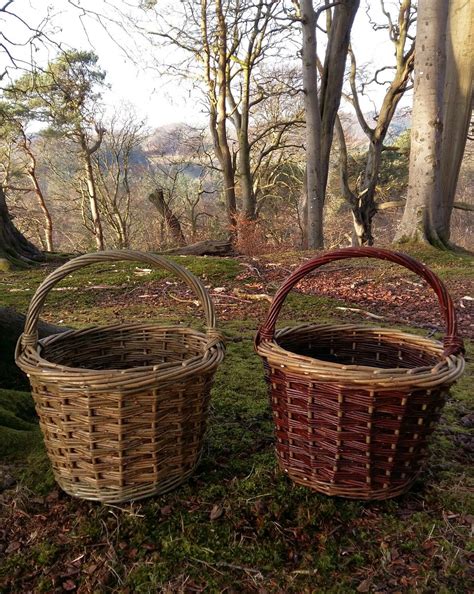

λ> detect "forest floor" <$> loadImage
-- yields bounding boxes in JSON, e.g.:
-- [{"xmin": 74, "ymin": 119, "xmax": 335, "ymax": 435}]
[{"xmin": 0, "ymin": 245, "xmax": 473, "ymax": 593}]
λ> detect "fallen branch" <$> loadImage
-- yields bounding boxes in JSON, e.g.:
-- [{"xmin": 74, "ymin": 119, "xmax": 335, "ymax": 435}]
[
  {"xmin": 232, "ymin": 288, "xmax": 272, "ymax": 303},
  {"xmin": 212, "ymin": 293, "xmax": 252, "ymax": 303},
  {"xmin": 377, "ymin": 200, "xmax": 406, "ymax": 211},
  {"xmin": 452, "ymin": 201, "xmax": 474, "ymax": 212},
  {"xmin": 167, "ymin": 292, "xmax": 199, "ymax": 306},
  {"xmin": 164, "ymin": 239, "xmax": 234, "ymax": 256},
  {"xmin": 377, "ymin": 199, "xmax": 474, "ymax": 212},
  {"xmin": 336, "ymin": 306, "xmax": 385, "ymax": 320}
]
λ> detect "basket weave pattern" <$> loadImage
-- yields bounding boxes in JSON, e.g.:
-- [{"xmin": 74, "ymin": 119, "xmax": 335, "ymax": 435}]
[
  {"xmin": 256, "ymin": 248, "xmax": 464, "ymax": 500},
  {"xmin": 16, "ymin": 251, "xmax": 225, "ymax": 503}
]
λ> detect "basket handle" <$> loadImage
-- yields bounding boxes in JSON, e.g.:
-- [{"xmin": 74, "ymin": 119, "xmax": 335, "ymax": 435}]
[
  {"xmin": 19, "ymin": 250, "xmax": 223, "ymax": 353},
  {"xmin": 256, "ymin": 247, "xmax": 464, "ymax": 358}
]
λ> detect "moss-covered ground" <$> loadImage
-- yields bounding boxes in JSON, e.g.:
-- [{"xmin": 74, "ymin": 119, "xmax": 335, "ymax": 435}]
[{"xmin": 0, "ymin": 247, "xmax": 472, "ymax": 593}]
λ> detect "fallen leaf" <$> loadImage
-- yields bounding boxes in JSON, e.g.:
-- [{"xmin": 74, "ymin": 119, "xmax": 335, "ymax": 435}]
[
  {"xmin": 6, "ymin": 541, "xmax": 21, "ymax": 554},
  {"xmin": 357, "ymin": 578, "xmax": 371, "ymax": 592},
  {"xmin": 62, "ymin": 579, "xmax": 76, "ymax": 591},
  {"xmin": 209, "ymin": 504, "xmax": 224, "ymax": 521}
]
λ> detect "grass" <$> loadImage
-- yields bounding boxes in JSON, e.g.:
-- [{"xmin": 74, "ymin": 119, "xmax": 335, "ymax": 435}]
[{"xmin": 0, "ymin": 246, "xmax": 472, "ymax": 592}]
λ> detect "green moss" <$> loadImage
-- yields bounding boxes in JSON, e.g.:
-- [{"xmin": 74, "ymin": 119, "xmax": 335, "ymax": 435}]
[
  {"xmin": 33, "ymin": 542, "xmax": 59, "ymax": 565},
  {"xmin": 19, "ymin": 448, "xmax": 55, "ymax": 494},
  {"xmin": 0, "ymin": 389, "xmax": 41, "ymax": 459}
]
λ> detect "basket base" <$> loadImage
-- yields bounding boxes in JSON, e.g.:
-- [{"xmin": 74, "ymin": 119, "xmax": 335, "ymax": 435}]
[
  {"xmin": 280, "ymin": 463, "xmax": 420, "ymax": 501},
  {"xmin": 53, "ymin": 462, "xmax": 199, "ymax": 504}
]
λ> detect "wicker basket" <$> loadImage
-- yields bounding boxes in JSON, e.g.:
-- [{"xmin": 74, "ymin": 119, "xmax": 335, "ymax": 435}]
[
  {"xmin": 255, "ymin": 247, "xmax": 465, "ymax": 500},
  {"xmin": 16, "ymin": 250, "xmax": 225, "ymax": 503}
]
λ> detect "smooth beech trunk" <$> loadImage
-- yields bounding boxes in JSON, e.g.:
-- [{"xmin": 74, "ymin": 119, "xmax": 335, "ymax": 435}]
[
  {"xmin": 301, "ymin": 0, "xmax": 323, "ymax": 249},
  {"xmin": 395, "ymin": 0, "xmax": 473, "ymax": 247},
  {"xmin": 436, "ymin": 0, "xmax": 473, "ymax": 243},
  {"xmin": 301, "ymin": 0, "xmax": 359, "ymax": 249}
]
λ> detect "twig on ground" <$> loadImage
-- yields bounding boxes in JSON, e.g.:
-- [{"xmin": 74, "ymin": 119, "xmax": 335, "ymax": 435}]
[
  {"xmin": 336, "ymin": 306, "xmax": 385, "ymax": 320},
  {"xmin": 232, "ymin": 288, "xmax": 272, "ymax": 302},
  {"xmin": 167, "ymin": 293, "xmax": 199, "ymax": 306},
  {"xmin": 212, "ymin": 293, "xmax": 252, "ymax": 303}
]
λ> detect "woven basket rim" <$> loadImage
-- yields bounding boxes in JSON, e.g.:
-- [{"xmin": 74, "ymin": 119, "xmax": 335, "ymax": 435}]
[
  {"xmin": 16, "ymin": 322, "xmax": 225, "ymax": 385},
  {"xmin": 256, "ymin": 323, "xmax": 464, "ymax": 388}
]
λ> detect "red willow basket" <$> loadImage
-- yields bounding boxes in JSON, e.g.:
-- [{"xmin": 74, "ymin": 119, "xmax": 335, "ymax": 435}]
[{"xmin": 255, "ymin": 247, "xmax": 465, "ymax": 500}]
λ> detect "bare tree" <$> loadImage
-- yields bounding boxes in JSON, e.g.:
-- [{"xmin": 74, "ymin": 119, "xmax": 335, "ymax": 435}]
[
  {"xmin": 336, "ymin": 0, "xmax": 415, "ymax": 245},
  {"xmin": 93, "ymin": 111, "xmax": 147, "ymax": 248},
  {"xmin": 301, "ymin": 0, "xmax": 360, "ymax": 249},
  {"xmin": 223, "ymin": 0, "xmax": 291, "ymax": 221},
  {"xmin": 124, "ymin": 0, "xmax": 298, "ymax": 232}
]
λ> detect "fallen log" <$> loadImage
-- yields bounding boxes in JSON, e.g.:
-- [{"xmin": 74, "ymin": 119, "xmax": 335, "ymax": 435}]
[
  {"xmin": 0, "ymin": 307, "xmax": 69, "ymax": 390},
  {"xmin": 164, "ymin": 239, "xmax": 234, "ymax": 257}
]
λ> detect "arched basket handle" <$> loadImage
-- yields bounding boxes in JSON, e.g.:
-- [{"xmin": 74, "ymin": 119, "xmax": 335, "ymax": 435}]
[
  {"xmin": 255, "ymin": 247, "xmax": 464, "ymax": 358},
  {"xmin": 18, "ymin": 250, "xmax": 223, "ymax": 353}
]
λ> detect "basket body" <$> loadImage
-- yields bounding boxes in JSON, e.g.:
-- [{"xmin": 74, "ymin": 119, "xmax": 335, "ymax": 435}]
[
  {"xmin": 15, "ymin": 250, "xmax": 225, "ymax": 503},
  {"xmin": 255, "ymin": 248, "xmax": 465, "ymax": 500},
  {"xmin": 259, "ymin": 325, "xmax": 461, "ymax": 500},
  {"xmin": 22, "ymin": 324, "xmax": 221, "ymax": 503}
]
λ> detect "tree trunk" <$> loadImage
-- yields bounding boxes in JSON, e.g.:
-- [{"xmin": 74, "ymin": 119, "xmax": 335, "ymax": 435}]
[
  {"xmin": 79, "ymin": 131, "xmax": 105, "ymax": 251},
  {"xmin": 394, "ymin": 0, "xmax": 468, "ymax": 246},
  {"xmin": 0, "ymin": 186, "xmax": 43, "ymax": 265},
  {"xmin": 351, "ymin": 140, "xmax": 382, "ymax": 246},
  {"xmin": 27, "ymin": 171, "xmax": 54, "ymax": 253},
  {"xmin": 301, "ymin": 0, "xmax": 359, "ymax": 249},
  {"xmin": 301, "ymin": 0, "xmax": 324, "ymax": 249},
  {"xmin": 148, "ymin": 188, "xmax": 187, "ymax": 246},
  {"xmin": 319, "ymin": 0, "xmax": 359, "ymax": 194},
  {"xmin": 214, "ymin": 0, "xmax": 238, "ymax": 232},
  {"xmin": 238, "ymin": 129, "xmax": 256, "ymax": 220},
  {"xmin": 20, "ymin": 134, "xmax": 54, "ymax": 252},
  {"xmin": 436, "ymin": 0, "xmax": 473, "ymax": 243},
  {"xmin": 340, "ymin": 3, "xmax": 413, "ymax": 246},
  {"xmin": 335, "ymin": 110, "xmax": 378, "ymax": 247},
  {"xmin": 300, "ymin": 170, "xmax": 308, "ymax": 249}
]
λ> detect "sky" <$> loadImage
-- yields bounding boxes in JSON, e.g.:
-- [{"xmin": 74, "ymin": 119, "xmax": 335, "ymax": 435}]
[{"xmin": 1, "ymin": 0, "xmax": 410, "ymax": 129}]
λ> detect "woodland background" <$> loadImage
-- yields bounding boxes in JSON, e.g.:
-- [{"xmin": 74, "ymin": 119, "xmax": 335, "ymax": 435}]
[{"xmin": 0, "ymin": 0, "xmax": 472, "ymax": 263}]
